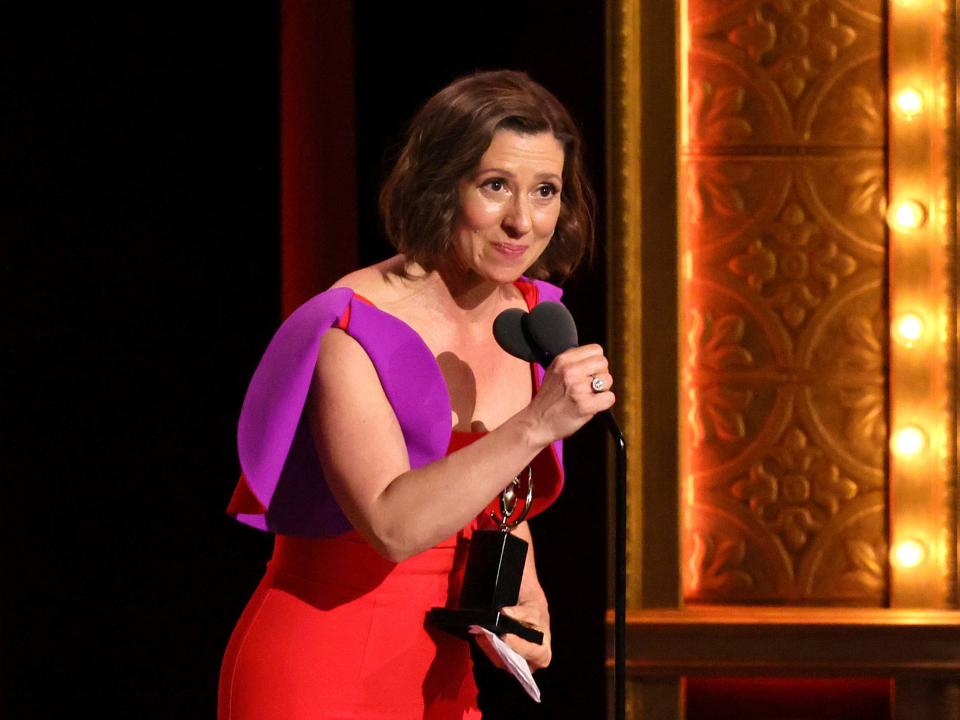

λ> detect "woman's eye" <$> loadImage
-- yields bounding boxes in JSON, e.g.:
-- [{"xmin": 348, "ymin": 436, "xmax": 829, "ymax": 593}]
[
  {"xmin": 483, "ymin": 179, "xmax": 506, "ymax": 192},
  {"xmin": 536, "ymin": 184, "xmax": 559, "ymax": 198}
]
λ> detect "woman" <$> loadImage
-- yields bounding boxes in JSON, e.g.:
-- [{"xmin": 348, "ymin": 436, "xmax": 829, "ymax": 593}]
[{"xmin": 219, "ymin": 70, "xmax": 615, "ymax": 720}]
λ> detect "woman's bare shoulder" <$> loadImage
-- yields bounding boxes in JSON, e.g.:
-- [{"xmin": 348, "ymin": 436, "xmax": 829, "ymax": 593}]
[{"xmin": 330, "ymin": 255, "xmax": 407, "ymax": 304}]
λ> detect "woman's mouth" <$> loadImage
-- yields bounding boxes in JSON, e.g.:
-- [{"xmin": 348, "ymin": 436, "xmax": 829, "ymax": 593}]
[{"xmin": 491, "ymin": 242, "xmax": 527, "ymax": 257}]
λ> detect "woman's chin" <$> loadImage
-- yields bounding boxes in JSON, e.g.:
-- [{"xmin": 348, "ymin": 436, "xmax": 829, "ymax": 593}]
[
  {"xmin": 477, "ymin": 264, "xmax": 530, "ymax": 286},
  {"xmin": 442, "ymin": 252, "xmax": 534, "ymax": 288},
  {"xmin": 480, "ymin": 252, "xmax": 540, "ymax": 283}
]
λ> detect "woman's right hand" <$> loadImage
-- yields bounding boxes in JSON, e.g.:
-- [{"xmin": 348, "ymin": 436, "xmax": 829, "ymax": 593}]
[{"xmin": 524, "ymin": 344, "xmax": 615, "ymax": 445}]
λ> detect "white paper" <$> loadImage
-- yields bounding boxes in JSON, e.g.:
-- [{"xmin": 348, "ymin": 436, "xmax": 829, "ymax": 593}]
[{"xmin": 469, "ymin": 625, "xmax": 541, "ymax": 703}]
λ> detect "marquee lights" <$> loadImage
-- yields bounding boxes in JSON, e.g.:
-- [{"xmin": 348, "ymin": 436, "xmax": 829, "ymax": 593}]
[
  {"xmin": 893, "ymin": 87, "xmax": 924, "ymax": 119},
  {"xmin": 888, "ymin": 199, "xmax": 927, "ymax": 231},
  {"xmin": 886, "ymin": 0, "xmax": 953, "ymax": 608},
  {"xmin": 892, "ymin": 426, "xmax": 927, "ymax": 457},
  {"xmin": 893, "ymin": 539, "xmax": 926, "ymax": 568},
  {"xmin": 893, "ymin": 313, "xmax": 925, "ymax": 346}
]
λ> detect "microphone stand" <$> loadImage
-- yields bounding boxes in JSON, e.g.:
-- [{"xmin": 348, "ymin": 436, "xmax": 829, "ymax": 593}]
[
  {"xmin": 602, "ymin": 410, "xmax": 627, "ymax": 720},
  {"xmin": 493, "ymin": 305, "xmax": 626, "ymax": 719}
]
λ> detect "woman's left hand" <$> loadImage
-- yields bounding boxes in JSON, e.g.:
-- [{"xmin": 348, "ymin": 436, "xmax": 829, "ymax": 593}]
[{"xmin": 475, "ymin": 598, "xmax": 552, "ymax": 671}]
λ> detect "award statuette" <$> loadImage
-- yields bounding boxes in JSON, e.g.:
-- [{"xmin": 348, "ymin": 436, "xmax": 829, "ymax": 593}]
[{"xmin": 427, "ymin": 468, "xmax": 544, "ymax": 645}]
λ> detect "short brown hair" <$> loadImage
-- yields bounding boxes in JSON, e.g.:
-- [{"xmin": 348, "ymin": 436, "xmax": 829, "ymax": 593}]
[{"xmin": 379, "ymin": 70, "xmax": 594, "ymax": 280}]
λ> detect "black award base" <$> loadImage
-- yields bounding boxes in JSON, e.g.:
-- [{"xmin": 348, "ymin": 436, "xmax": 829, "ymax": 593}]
[
  {"xmin": 427, "ymin": 529, "xmax": 544, "ymax": 645},
  {"xmin": 426, "ymin": 607, "xmax": 544, "ymax": 645}
]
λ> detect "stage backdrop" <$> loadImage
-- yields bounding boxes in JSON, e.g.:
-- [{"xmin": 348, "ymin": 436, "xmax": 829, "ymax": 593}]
[{"xmin": 4, "ymin": 4, "xmax": 609, "ymax": 718}]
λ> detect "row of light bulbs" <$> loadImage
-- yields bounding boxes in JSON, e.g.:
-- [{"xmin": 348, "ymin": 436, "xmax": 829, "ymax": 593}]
[
  {"xmin": 893, "ymin": 86, "xmax": 924, "ymax": 120},
  {"xmin": 889, "ymin": 189, "xmax": 927, "ymax": 469},
  {"xmin": 889, "ymin": 61, "xmax": 932, "ymax": 571},
  {"xmin": 887, "ymin": 84, "xmax": 926, "ymax": 243},
  {"xmin": 888, "ymin": 87, "xmax": 928, "ymax": 237}
]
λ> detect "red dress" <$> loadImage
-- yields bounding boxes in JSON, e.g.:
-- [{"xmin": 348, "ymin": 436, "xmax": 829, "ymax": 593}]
[
  {"xmin": 218, "ymin": 521, "xmax": 482, "ymax": 719},
  {"xmin": 220, "ymin": 432, "xmax": 561, "ymax": 720},
  {"xmin": 219, "ymin": 282, "xmax": 564, "ymax": 719}
]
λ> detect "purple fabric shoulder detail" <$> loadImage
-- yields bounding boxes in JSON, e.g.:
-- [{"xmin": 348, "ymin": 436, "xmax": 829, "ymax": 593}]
[
  {"xmin": 233, "ymin": 278, "xmax": 567, "ymax": 536},
  {"xmin": 235, "ymin": 287, "xmax": 355, "ymax": 535},
  {"xmin": 233, "ymin": 288, "xmax": 454, "ymax": 536},
  {"xmin": 346, "ymin": 301, "xmax": 452, "ymax": 470},
  {"xmin": 529, "ymin": 277, "xmax": 563, "ymax": 303}
]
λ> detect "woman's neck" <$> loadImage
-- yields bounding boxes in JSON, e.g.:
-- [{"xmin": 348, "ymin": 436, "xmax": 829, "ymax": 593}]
[
  {"xmin": 414, "ymin": 260, "xmax": 517, "ymax": 324},
  {"xmin": 371, "ymin": 255, "xmax": 522, "ymax": 329}
]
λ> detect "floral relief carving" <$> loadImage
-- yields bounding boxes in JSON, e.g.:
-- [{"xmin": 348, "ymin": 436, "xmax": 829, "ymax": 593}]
[
  {"xmin": 689, "ymin": 530, "xmax": 754, "ymax": 594},
  {"xmin": 687, "ymin": 162, "xmax": 753, "ymax": 224},
  {"xmin": 687, "ymin": 310, "xmax": 756, "ymax": 445},
  {"xmin": 689, "ymin": 385, "xmax": 755, "ymax": 445},
  {"xmin": 836, "ymin": 161, "xmax": 885, "ymax": 218},
  {"xmin": 689, "ymin": 81, "xmax": 754, "ymax": 145},
  {"xmin": 770, "ymin": 283, "xmax": 820, "ymax": 328},
  {"xmin": 727, "ymin": 1, "xmax": 858, "ymax": 101},
  {"xmin": 837, "ymin": 537, "xmax": 886, "ymax": 594},
  {"xmin": 731, "ymin": 427, "xmax": 858, "ymax": 552},
  {"xmin": 728, "ymin": 7, "xmax": 777, "ymax": 62},
  {"xmin": 833, "ymin": 85, "xmax": 884, "ymax": 145},
  {"xmin": 835, "ymin": 314, "xmax": 886, "ymax": 449},
  {"xmin": 728, "ymin": 239, "xmax": 776, "ymax": 291},
  {"xmin": 729, "ymin": 202, "xmax": 857, "ymax": 327}
]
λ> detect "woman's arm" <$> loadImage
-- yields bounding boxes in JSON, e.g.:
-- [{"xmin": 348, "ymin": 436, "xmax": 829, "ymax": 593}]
[{"xmin": 307, "ymin": 327, "xmax": 613, "ymax": 562}]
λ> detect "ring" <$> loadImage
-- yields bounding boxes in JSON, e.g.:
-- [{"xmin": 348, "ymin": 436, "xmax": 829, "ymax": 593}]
[{"xmin": 591, "ymin": 376, "xmax": 605, "ymax": 393}]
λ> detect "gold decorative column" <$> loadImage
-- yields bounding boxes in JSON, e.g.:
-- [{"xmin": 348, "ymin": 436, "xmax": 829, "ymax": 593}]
[{"xmin": 607, "ymin": 0, "xmax": 959, "ymax": 717}]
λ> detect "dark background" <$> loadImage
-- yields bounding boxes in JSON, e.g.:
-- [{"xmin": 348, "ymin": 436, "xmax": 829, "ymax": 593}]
[{"xmin": 3, "ymin": 3, "xmax": 607, "ymax": 717}]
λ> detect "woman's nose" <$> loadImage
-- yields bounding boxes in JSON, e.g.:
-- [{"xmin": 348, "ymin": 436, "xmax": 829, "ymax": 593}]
[{"xmin": 501, "ymin": 195, "xmax": 532, "ymax": 237}]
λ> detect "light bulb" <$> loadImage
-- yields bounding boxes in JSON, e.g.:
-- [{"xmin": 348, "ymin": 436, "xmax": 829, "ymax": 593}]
[
  {"xmin": 892, "ymin": 426, "xmax": 926, "ymax": 457},
  {"xmin": 888, "ymin": 200, "xmax": 927, "ymax": 231},
  {"xmin": 893, "ymin": 88, "xmax": 924, "ymax": 119},
  {"xmin": 893, "ymin": 539, "xmax": 925, "ymax": 568},
  {"xmin": 894, "ymin": 313, "xmax": 924, "ymax": 346}
]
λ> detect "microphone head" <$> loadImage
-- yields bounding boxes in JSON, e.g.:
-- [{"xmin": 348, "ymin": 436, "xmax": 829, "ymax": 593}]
[
  {"xmin": 493, "ymin": 307, "xmax": 539, "ymax": 362},
  {"xmin": 524, "ymin": 301, "xmax": 578, "ymax": 361}
]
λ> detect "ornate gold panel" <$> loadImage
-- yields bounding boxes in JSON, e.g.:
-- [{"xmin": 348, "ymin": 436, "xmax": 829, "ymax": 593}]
[
  {"xmin": 681, "ymin": 0, "xmax": 888, "ymax": 605},
  {"xmin": 608, "ymin": 0, "xmax": 958, "ymax": 715},
  {"xmin": 684, "ymin": 0, "xmax": 884, "ymax": 148}
]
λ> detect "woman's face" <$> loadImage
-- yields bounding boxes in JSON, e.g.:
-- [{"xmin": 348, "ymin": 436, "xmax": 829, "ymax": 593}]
[{"xmin": 451, "ymin": 129, "xmax": 564, "ymax": 285}]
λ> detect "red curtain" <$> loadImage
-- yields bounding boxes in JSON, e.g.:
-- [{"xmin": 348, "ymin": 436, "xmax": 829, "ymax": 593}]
[{"xmin": 281, "ymin": 0, "xmax": 358, "ymax": 315}]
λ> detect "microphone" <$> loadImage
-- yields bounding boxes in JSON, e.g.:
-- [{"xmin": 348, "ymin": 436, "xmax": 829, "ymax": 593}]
[
  {"xmin": 492, "ymin": 300, "xmax": 628, "ymax": 720},
  {"xmin": 492, "ymin": 301, "xmax": 578, "ymax": 368}
]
